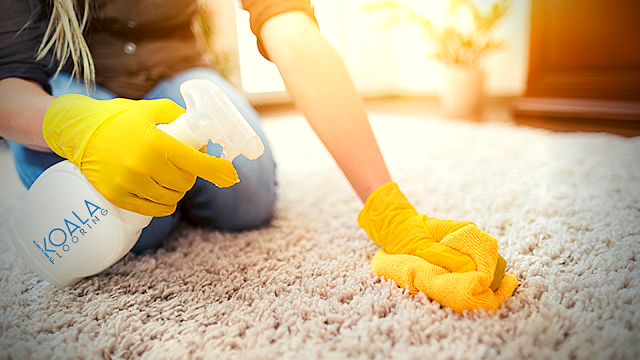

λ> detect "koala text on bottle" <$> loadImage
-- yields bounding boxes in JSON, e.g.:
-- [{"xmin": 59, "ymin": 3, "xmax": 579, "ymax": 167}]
[{"xmin": 32, "ymin": 199, "xmax": 109, "ymax": 264}]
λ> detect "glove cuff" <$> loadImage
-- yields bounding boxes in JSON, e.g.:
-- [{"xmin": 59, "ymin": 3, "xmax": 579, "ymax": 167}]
[
  {"xmin": 43, "ymin": 94, "xmax": 108, "ymax": 166},
  {"xmin": 360, "ymin": 181, "xmax": 400, "ymax": 214},
  {"xmin": 357, "ymin": 182, "xmax": 418, "ymax": 246}
]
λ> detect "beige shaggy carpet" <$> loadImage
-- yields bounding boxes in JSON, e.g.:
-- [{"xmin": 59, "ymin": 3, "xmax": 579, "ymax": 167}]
[{"xmin": 1, "ymin": 113, "xmax": 639, "ymax": 359}]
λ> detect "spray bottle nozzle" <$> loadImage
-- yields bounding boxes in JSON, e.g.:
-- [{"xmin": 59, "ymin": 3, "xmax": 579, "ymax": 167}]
[{"xmin": 158, "ymin": 79, "xmax": 265, "ymax": 161}]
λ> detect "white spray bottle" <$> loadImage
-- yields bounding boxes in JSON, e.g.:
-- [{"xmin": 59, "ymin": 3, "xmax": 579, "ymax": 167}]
[{"xmin": 8, "ymin": 79, "xmax": 265, "ymax": 288}]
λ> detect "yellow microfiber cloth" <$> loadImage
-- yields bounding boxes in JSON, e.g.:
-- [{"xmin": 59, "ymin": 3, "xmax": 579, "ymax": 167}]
[
  {"xmin": 371, "ymin": 226, "xmax": 519, "ymax": 313},
  {"xmin": 359, "ymin": 182, "xmax": 518, "ymax": 313}
]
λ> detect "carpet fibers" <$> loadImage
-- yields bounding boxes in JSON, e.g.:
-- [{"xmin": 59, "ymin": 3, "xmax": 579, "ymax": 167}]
[{"xmin": 1, "ymin": 114, "xmax": 639, "ymax": 359}]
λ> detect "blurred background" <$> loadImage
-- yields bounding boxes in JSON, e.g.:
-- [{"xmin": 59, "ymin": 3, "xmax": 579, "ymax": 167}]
[
  {"xmin": 207, "ymin": 0, "xmax": 529, "ymax": 102},
  {"xmin": 194, "ymin": 0, "xmax": 640, "ymax": 136}
]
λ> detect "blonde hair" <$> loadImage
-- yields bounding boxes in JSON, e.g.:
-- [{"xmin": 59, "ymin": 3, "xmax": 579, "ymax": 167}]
[{"xmin": 37, "ymin": 0, "xmax": 95, "ymax": 86}]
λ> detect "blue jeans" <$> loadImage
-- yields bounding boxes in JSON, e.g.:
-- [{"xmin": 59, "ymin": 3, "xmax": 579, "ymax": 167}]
[{"xmin": 9, "ymin": 68, "xmax": 277, "ymax": 252}]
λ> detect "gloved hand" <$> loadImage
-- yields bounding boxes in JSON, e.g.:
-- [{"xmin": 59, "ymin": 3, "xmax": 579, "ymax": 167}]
[
  {"xmin": 358, "ymin": 182, "xmax": 518, "ymax": 312},
  {"xmin": 43, "ymin": 94, "xmax": 239, "ymax": 217}
]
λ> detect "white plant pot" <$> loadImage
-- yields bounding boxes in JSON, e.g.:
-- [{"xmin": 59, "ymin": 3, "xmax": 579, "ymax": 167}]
[{"xmin": 439, "ymin": 65, "xmax": 485, "ymax": 119}]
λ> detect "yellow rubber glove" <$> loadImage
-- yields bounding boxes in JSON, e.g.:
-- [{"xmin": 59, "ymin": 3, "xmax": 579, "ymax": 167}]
[
  {"xmin": 358, "ymin": 182, "xmax": 518, "ymax": 312},
  {"xmin": 43, "ymin": 94, "xmax": 239, "ymax": 217}
]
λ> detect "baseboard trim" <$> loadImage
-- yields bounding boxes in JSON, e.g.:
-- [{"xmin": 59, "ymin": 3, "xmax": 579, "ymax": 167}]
[{"xmin": 512, "ymin": 97, "xmax": 640, "ymax": 121}]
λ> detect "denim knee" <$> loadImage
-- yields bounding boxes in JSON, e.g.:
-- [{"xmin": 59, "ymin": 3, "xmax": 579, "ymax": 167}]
[
  {"xmin": 182, "ymin": 172, "xmax": 277, "ymax": 231},
  {"xmin": 130, "ymin": 211, "xmax": 182, "ymax": 253},
  {"xmin": 215, "ymin": 176, "xmax": 277, "ymax": 231}
]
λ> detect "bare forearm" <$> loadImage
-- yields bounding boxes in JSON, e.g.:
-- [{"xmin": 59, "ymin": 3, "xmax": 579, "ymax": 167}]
[
  {"xmin": 0, "ymin": 78, "xmax": 54, "ymax": 151},
  {"xmin": 261, "ymin": 12, "xmax": 391, "ymax": 202}
]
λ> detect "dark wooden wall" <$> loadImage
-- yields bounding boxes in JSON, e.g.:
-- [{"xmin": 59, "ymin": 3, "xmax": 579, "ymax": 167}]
[{"xmin": 513, "ymin": 0, "xmax": 640, "ymax": 136}]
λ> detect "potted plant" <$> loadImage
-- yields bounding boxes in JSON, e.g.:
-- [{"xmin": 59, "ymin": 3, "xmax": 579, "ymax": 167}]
[{"xmin": 365, "ymin": 0, "xmax": 512, "ymax": 119}]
